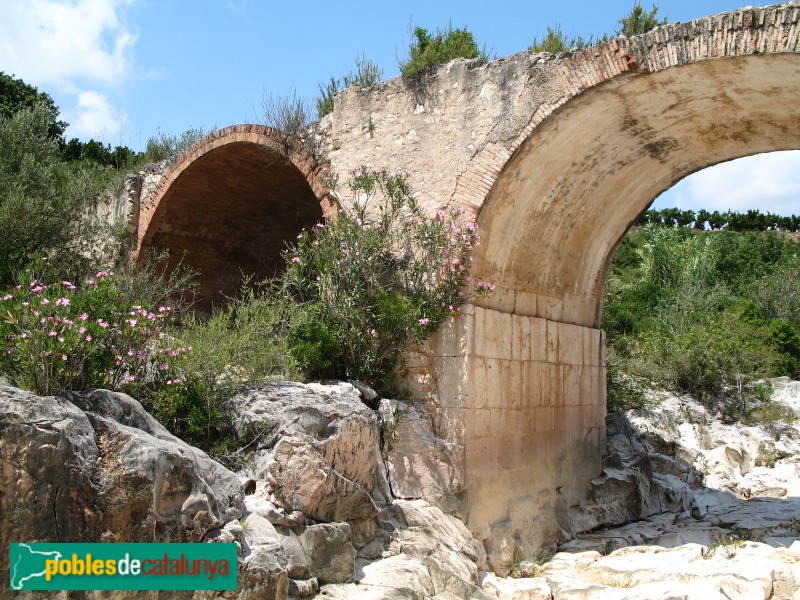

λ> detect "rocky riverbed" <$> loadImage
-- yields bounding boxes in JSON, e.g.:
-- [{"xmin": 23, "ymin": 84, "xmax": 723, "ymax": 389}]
[{"xmin": 2, "ymin": 378, "xmax": 799, "ymax": 599}]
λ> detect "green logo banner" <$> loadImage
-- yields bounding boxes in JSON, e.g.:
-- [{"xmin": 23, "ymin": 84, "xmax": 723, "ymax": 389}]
[{"xmin": 9, "ymin": 543, "xmax": 237, "ymax": 591}]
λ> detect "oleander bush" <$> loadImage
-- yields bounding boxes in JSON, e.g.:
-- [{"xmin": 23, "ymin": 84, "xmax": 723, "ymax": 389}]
[{"xmin": 282, "ymin": 166, "xmax": 493, "ymax": 391}]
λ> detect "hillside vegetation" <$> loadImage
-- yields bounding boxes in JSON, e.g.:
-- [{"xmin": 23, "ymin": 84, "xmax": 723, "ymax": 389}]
[{"xmin": 604, "ymin": 222, "xmax": 800, "ymax": 422}]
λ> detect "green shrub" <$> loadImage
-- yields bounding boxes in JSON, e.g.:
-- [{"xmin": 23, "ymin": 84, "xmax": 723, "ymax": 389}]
[
  {"xmin": 616, "ymin": 1, "xmax": 668, "ymax": 37},
  {"xmin": 259, "ymin": 86, "xmax": 311, "ymax": 139},
  {"xmin": 316, "ymin": 54, "xmax": 384, "ymax": 118},
  {"xmin": 604, "ymin": 223, "xmax": 800, "ymax": 418},
  {"xmin": 139, "ymin": 285, "xmax": 300, "ymax": 447},
  {"xmin": 142, "ymin": 127, "xmax": 208, "ymax": 163},
  {"xmin": 606, "ymin": 355, "xmax": 649, "ymax": 413},
  {"xmin": 0, "ymin": 104, "xmax": 112, "ymax": 284},
  {"xmin": 529, "ymin": 24, "xmax": 593, "ymax": 53},
  {"xmin": 750, "ymin": 256, "xmax": 800, "ymax": 328},
  {"xmin": 316, "ymin": 77, "xmax": 340, "ymax": 119},
  {"xmin": 282, "ymin": 166, "xmax": 493, "ymax": 391},
  {"xmin": 400, "ymin": 24, "xmax": 489, "ymax": 80}
]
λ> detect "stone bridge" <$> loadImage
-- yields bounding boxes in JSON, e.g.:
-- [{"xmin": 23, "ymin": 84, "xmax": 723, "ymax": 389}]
[{"xmin": 127, "ymin": 3, "xmax": 800, "ymax": 564}]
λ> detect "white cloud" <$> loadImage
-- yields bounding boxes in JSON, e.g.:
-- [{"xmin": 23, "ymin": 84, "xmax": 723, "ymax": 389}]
[
  {"xmin": 67, "ymin": 90, "xmax": 127, "ymax": 140},
  {"xmin": 0, "ymin": 0, "xmax": 137, "ymax": 142},
  {"xmin": 0, "ymin": 0, "xmax": 136, "ymax": 91},
  {"xmin": 655, "ymin": 151, "xmax": 800, "ymax": 216}
]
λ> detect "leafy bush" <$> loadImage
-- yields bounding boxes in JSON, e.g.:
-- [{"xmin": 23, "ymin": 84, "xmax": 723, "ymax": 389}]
[
  {"xmin": 0, "ymin": 104, "xmax": 114, "ymax": 284},
  {"xmin": 529, "ymin": 24, "xmax": 593, "ymax": 53},
  {"xmin": 616, "ymin": 1, "xmax": 668, "ymax": 37},
  {"xmin": 282, "ymin": 166, "xmax": 493, "ymax": 391},
  {"xmin": 142, "ymin": 127, "xmax": 208, "ymax": 163},
  {"xmin": 604, "ymin": 222, "xmax": 800, "ymax": 418},
  {"xmin": 400, "ymin": 24, "xmax": 489, "ymax": 80},
  {"xmin": 259, "ymin": 86, "xmax": 311, "ymax": 140},
  {"xmin": 258, "ymin": 86, "xmax": 324, "ymax": 159},
  {"xmin": 606, "ymin": 355, "xmax": 649, "ymax": 413},
  {"xmin": 139, "ymin": 286, "xmax": 298, "ymax": 449}
]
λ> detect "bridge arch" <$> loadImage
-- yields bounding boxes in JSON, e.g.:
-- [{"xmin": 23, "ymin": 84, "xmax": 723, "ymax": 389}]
[
  {"xmin": 431, "ymin": 5, "xmax": 800, "ymax": 567},
  {"xmin": 473, "ymin": 51, "xmax": 800, "ymax": 328},
  {"xmin": 137, "ymin": 125, "xmax": 334, "ymax": 311}
]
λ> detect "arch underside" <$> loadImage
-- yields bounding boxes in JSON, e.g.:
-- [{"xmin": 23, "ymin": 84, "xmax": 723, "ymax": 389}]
[
  {"xmin": 475, "ymin": 53, "xmax": 800, "ymax": 329},
  {"xmin": 141, "ymin": 142, "xmax": 322, "ymax": 311}
]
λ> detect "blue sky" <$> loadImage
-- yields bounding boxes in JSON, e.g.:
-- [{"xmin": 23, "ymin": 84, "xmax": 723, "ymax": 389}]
[{"xmin": 1, "ymin": 0, "xmax": 799, "ymax": 215}]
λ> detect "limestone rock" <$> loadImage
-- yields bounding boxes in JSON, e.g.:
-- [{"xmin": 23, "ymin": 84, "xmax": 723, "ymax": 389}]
[
  {"xmin": 0, "ymin": 386, "xmax": 243, "ymax": 549},
  {"xmin": 233, "ymin": 380, "xmax": 391, "ymax": 505},
  {"xmin": 298, "ymin": 522, "xmax": 356, "ymax": 584},
  {"xmin": 244, "ymin": 493, "xmax": 305, "ymax": 527},
  {"xmin": 267, "ymin": 436, "xmax": 378, "ymax": 522},
  {"xmin": 486, "ymin": 541, "xmax": 800, "ymax": 600},
  {"xmin": 481, "ymin": 571, "xmax": 551, "ymax": 600},
  {"xmin": 288, "ymin": 576, "xmax": 318, "ymax": 597},
  {"xmin": 378, "ymin": 398, "xmax": 465, "ymax": 507},
  {"xmin": 236, "ymin": 549, "xmax": 289, "ymax": 600}
]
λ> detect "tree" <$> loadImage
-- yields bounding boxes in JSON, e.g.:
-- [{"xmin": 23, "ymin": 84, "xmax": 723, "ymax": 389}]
[
  {"xmin": 708, "ymin": 210, "xmax": 726, "ymax": 230},
  {"xmin": 0, "ymin": 72, "xmax": 67, "ymax": 139},
  {"xmin": 616, "ymin": 1, "xmax": 668, "ymax": 37},
  {"xmin": 676, "ymin": 209, "xmax": 696, "ymax": 228},
  {"xmin": 694, "ymin": 209, "xmax": 711, "ymax": 230},
  {"xmin": 0, "ymin": 104, "xmax": 109, "ymax": 283}
]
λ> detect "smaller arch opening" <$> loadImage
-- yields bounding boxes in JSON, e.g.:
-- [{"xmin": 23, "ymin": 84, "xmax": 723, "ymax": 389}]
[{"xmin": 141, "ymin": 140, "xmax": 324, "ymax": 313}]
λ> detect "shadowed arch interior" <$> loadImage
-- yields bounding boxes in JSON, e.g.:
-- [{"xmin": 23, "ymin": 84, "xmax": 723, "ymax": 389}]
[
  {"xmin": 473, "ymin": 53, "xmax": 800, "ymax": 329},
  {"xmin": 142, "ymin": 141, "xmax": 323, "ymax": 311}
]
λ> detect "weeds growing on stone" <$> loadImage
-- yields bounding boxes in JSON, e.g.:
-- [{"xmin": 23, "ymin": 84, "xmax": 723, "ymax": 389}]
[{"xmin": 508, "ymin": 547, "xmax": 554, "ymax": 578}]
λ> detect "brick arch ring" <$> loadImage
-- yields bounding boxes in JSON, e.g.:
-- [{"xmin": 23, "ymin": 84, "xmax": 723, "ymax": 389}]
[{"xmin": 136, "ymin": 124, "xmax": 336, "ymax": 311}]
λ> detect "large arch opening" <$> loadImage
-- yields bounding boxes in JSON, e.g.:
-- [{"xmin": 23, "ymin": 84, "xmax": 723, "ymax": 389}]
[
  {"xmin": 473, "ymin": 53, "xmax": 800, "ymax": 329},
  {"xmin": 138, "ymin": 127, "xmax": 328, "ymax": 312},
  {"xmin": 457, "ymin": 51, "xmax": 800, "ymax": 565}
]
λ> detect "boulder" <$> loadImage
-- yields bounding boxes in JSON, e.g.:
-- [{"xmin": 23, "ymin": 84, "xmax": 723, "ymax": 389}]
[
  {"xmin": 378, "ymin": 399, "xmax": 464, "ymax": 508},
  {"xmin": 315, "ymin": 500, "xmax": 488, "ymax": 598},
  {"xmin": 299, "ymin": 522, "xmax": 356, "ymax": 584},
  {"xmin": 0, "ymin": 386, "xmax": 244, "ymax": 592},
  {"xmin": 233, "ymin": 380, "xmax": 391, "ymax": 508},
  {"xmin": 267, "ymin": 436, "xmax": 378, "ymax": 522},
  {"xmin": 0, "ymin": 387, "xmax": 244, "ymax": 542}
]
